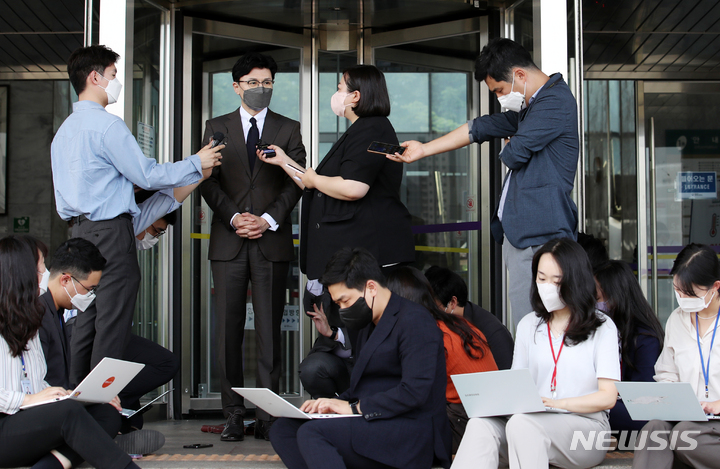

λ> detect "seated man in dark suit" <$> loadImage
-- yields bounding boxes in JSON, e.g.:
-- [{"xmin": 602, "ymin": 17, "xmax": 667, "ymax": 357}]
[
  {"xmin": 425, "ymin": 266, "xmax": 514, "ymax": 370},
  {"xmin": 38, "ymin": 238, "xmax": 165, "ymax": 456},
  {"xmin": 271, "ymin": 247, "xmax": 451, "ymax": 469}
]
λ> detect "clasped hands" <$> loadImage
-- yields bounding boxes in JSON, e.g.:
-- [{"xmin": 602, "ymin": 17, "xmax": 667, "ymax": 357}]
[{"xmin": 233, "ymin": 213, "xmax": 269, "ymax": 239}]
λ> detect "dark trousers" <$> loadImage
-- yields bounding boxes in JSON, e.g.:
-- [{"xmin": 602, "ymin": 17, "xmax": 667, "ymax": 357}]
[
  {"xmin": 270, "ymin": 417, "xmax": 397, "ymax": 469},
  {"xmin": 446, "ymin": 402, "xmax": 469, "ymax": 455},
  {"xmin": 212, "ymin": 241, "xmax": 288, "ymax": 420},
  {"xmin": 120, "ymin": 334, "xmax": 179, "ymax": 409},
  {"xmin": 299, "ymin": 351, "xmax": 351, "ymax": 399},
  {"xmin": 70, "ymin": 215, "xmax": 141, "ymax": 386},
  {"xmin": 0, "ymin": 400, "xmax": 129, "ymax": 469}
]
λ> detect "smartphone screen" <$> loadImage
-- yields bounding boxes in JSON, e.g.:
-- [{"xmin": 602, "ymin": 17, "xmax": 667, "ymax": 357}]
[{"xmin": 367, "ymin": 141, "xmax": 406, "ymax": 155}]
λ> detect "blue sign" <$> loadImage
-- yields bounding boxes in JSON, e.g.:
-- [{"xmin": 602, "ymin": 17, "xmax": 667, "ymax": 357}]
[{"xmin": 678, "ymin": 172, "xmax": 717, "ymax": 200}]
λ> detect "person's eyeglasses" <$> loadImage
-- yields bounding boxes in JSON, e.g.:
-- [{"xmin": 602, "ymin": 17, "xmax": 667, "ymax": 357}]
[
  {"xmin": 149, "ymin": 225, "xmax": 166, "ymax": 238},
  {"xmin": 237, "ymin": 79, "xmax": 274, "ymax": 89},
  {"xmin": 71, "ymin": 276, "xmax": 98, "ymax": 294}
]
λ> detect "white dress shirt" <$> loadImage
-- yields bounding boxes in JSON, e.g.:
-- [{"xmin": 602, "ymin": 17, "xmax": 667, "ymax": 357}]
[
  {"xmin": 655, "ymin": 307, "xmax": 720, "ymax": 402},
  {"xmin": 0, "ymin": 334, "xmax": 49, "ymax": 415},
  {"xmin": 229, "ymin": 106, "xmax": 279, "ymax": 232}
]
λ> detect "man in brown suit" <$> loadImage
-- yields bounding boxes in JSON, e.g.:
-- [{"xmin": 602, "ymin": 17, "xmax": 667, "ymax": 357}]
[{"xmin": 200, "ymin": 52, "xmax": 306, "ymax": 442}]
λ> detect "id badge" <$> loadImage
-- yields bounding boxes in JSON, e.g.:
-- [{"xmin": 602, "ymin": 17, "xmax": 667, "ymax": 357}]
[{"xmin": 20, "ymin": 378, "xmax": 33, "ymax": 395}]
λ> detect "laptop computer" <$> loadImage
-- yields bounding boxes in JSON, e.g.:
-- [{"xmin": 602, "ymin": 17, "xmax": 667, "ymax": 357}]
[
  {"xmin": 451, "ymin": 369, "xmax": 570, "ymax": 418},
  {"xmin": 232, "ymin": 388, "xmax": 362, "ymax": 420},
  {"xmin": 20, "ymin": 357, "xmax": 145, "ymax": 410},
  {"xmin": 616, "ymin": 381, "xmax": 720, "ymax": 422},
  {"xmin": 120, "ymin": 388, "xmax": 173, "ymax": 418}
]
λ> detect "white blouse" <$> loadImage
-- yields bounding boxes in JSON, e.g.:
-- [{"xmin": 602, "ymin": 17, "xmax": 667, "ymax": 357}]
[
  {"xmin": 512, "ymin": 312, "xmax": 621, "ymax": 402},
  {"xmin": 0, "ymin": 333, "xmax": 49, "ymax": 415},
  {"xmin": 655, "ymin": 307, "xmax": 720, "ymax": 401}
]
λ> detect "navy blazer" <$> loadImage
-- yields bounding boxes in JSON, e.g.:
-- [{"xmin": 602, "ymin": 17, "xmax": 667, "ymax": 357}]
[
  {"xmin": 470, "ymin": 73, "xmax": 579, "ymax": 249},
  {"xmin": 339, "ymin": 294, "xmax": 451, "ymax": 469},
  {"xmin": 38, "ymin": 291, "xmax": 71, "ymax": 389}
]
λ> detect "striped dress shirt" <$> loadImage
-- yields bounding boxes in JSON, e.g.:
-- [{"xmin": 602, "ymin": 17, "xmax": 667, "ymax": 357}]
[{"xmin": 0, "ymin": 333, "xmax": 49, "ymax": 415}]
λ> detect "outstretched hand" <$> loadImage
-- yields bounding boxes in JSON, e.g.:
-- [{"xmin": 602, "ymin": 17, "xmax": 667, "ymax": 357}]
[{"xmin": 385, "ymin": 140, "xmax": 426, "ymax": 164}]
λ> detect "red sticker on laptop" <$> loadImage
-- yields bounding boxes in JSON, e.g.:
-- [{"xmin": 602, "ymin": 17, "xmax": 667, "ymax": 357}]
[{"xmin": 102, "ymin": 377, "xmax": 115, "ymax": 388}]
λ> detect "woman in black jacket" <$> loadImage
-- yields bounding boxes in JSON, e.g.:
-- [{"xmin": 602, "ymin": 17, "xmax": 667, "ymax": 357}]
[{"xmin": 261, "ymin": 64, "xmax": 414, "ymax": 280}]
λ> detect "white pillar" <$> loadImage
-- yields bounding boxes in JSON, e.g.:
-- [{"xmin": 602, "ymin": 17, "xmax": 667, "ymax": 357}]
[
  {"xmin": 99, "ymin": 0, "xmax": 133, "ymax": 123},
  {"xmin": 533, "ymin": 0, "xmax": 568, "ymax": 79}
]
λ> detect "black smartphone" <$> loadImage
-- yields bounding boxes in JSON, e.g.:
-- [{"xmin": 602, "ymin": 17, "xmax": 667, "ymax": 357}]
[
  {"xmin": 256, "ymin": 142, "xmax": 276, "ymax": 157},
  {"xmin": 183, "ymin": 443, "xmax": 213, "ymax": 449},
  {"xmin": 367, "ymin": 141, "xmax": 406, "ymax": 156}
]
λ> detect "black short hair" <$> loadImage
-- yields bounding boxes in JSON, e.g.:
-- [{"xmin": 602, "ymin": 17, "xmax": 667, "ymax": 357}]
[
  {"xmin": 163, "ymin": 210, "xmax": 177, "ymax": 226},
  {"xmin": 671, "ymin": 243, "xmax": 720, "ymax": 296},
  {"xmin": 49, "ymin": 238, "xmax": 106, "ymax": 281},
  {"xmin": 67, "ymin": 45, "xmax": 120, "ymax": 95},
  {"xmin": 17, "ymin": 235, "xmax": 48, "ymax": 267},
  {"xmin": 474, "ymin": 38, "xmax": 538, "ymax": 83},
  {"xmin": 232, "ymin": 52, "xmax": 278, "ymax": 82},
  {"xmin": 320, "ymin": 247, "xmax": 386, "ymax": 290},
  {"xmin": 343, "ymin": 65, "xmax": 391, "ymax": 118},
  {"xmin": 576, "ymin": 232, "xmax": 609, "ymax": 272},
  {"xmin": 530, "ymin": 238, "xmax": 604, "ymax": 346},
  {"xmin": 424, "ymin": 265, "xmax": 468, "ymax": 307}
]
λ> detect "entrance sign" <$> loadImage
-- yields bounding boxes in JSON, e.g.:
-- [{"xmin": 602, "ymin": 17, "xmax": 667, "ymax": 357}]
[{"xmin": 678, "ymin": 172, "xmax": 717, "ymax": 200}]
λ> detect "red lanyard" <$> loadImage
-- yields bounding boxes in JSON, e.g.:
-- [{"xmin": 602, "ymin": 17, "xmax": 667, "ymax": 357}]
[{"xmin": 547, "ymin": 322, "xmax": 565, "ymax": 398}]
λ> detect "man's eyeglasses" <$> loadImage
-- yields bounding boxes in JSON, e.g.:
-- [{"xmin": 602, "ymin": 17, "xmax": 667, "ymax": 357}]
[
  {"xmin": 71, "ymin": 276, "xmax": 98, "ymax": 294},
  {"xmin": 237, "ymin": 79, "xmax": 274, "ymax": 89},
  {"xmin": 148, "ymin": 225, "xmax": 166, "ymax": 239}
]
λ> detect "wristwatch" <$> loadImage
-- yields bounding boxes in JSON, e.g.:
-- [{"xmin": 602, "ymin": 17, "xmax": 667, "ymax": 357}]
[
  {"xmin": 349, "ymin": 398, "xmax": 360, "ymax": 415},
  {"xmin": 329, "ymin": 326, "xmax": 338, "ymax": 341}
]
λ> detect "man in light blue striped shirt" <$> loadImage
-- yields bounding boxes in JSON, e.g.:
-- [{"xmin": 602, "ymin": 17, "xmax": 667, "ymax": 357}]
[{"xmin": 51, "ymin": 45, "xmax": 223, "ymax": 386}]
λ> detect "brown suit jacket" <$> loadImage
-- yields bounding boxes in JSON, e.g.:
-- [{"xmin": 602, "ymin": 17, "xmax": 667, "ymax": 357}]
[{"xmin": 200, "ymin": 108, "xmax": 306, "ymax": 262}]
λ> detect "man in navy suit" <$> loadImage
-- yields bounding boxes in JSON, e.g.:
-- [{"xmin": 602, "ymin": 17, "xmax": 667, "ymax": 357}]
[
  {"xmin": 270, "ymin": 247, "xmax": 451, "ymax": 469},
  {"xmin": 390, "ymin": 38, "xmax": 579, "ymax": 331}
]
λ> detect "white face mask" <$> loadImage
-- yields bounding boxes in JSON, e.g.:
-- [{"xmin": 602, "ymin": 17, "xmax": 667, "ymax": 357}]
[
  {"xmin": 331, "ymin": 91, "xmax": 352, "ymax": 118},
  {"xmin": 675, "ymin": 288, "xmax": 715, "ymax": 314},
  {"xmin": 64, "ymin": 278, "xmax": 96, "ymax": 312},
  {"xmin": 497, "ymin": 73, "xmax": 526, "ymax": 113},
  {"xmin": 136, "ymin": 234, "xmax": 160, "ymax": 251},
  {"xmin": 537, "ymin": 282, "xmax": 566, "ymax": 312},
  {"xmin": 39, "ymin": 269, "xmax": 50, "ymax": 295},
  {"xmin": 98, "ymin": 73, "xmax": 123, "ymax": 105}
]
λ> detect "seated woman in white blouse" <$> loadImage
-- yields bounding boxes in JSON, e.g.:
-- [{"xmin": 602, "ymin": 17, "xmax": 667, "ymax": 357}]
[
  {"xmin": 633, "ymin": 243, "xmax": 720, "ymax": 469},
  {"xmin": 452, "ymin": 237, "xmax": 620, "ymax": 469},
  {"xmin": 0, "ymin": 236, "xmax": 140, "ymax": 469}
]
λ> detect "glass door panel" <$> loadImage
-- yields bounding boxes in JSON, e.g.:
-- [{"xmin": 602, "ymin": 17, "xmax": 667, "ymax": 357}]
[{"xmin": 645, "ymin": 83, "xmax": 720, "ymax": 327}]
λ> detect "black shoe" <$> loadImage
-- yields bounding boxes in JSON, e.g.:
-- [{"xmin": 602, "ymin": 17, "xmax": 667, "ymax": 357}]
[
  {"xmin": 115, "ymin": 429, "xmax": 165, "ymax": 455},
  {"xmin": 220, "ymin": 411, "xmax": 245, "ymax": 441},
  {"xmin": 254, "ymin": 419, "xmax": 273, "ymax": 441}
]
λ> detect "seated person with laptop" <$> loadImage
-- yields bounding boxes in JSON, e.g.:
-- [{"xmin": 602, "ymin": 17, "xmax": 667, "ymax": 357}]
[
  {"xmin": 37, "ymin": 237, "xmax": 165, "ymax": 456},
  {"xmin": 270, "ymin": 247, "xmax": 452, "ymax": 469},
  {"xmin": 0, "ymin": 236, "xmax": 142, "ymax": 469},
  {"xmin": 452, "ymin": 238, "xmax": 620, "ymax": 469},
  {"xmin": 633, "ymin": 243, "xmax": 720, "ymax": 469}
]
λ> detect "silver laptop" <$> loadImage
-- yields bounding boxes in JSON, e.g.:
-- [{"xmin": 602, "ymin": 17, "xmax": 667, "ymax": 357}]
[
  {"xmin": 452, "ymin": 369, "xmax": 569, "ymax": 418},
  {"xmin": 232, "ymin": 387, "xmax": 362, "ymax": 420},
  {"xmin": 120, "ymin": 388, "xmax": 173, "ymax": 418},
  {"xmin": 21, "ymin": 357, "xmax": 145, "ymax": 410},
  {"xmin": 616, "ymin": 381, "xmax": 720, "ymax": 422}
]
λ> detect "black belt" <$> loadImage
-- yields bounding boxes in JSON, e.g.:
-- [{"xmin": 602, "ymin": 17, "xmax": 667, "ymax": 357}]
[{"xmin": 69, "ymin": 213, "xmax": 131, "ymax": 226}]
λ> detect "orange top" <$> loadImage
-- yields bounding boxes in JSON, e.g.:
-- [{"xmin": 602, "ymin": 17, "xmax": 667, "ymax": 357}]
[{"xmin": 438, "ymin": 319, "xmax": 498, "ymax": 403}]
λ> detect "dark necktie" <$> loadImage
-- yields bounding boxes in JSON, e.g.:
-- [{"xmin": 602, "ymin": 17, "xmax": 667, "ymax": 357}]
[{"xmin": 246, "ymin": 117, "xmax": 259, "ymax": 173}]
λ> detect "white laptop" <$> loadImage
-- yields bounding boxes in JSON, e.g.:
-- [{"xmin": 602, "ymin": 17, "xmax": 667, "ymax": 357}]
[
  {"xmin": 232, "ymin": 387, "xmax": 362, "ymax": 420},
  {"xmin": 120, "ymin": 388, "xmax": 173, "ymax": 418},
  {"xmin": 616, "ymin": 381, "xmax": 720, "ymax": 422},
  {"xmin": 21, "ymin": 357, "xmax": 144, "ymax": 410},
  {"xmin": 452, "ymin": 369, "xmax": 569, "ymax": 418}
]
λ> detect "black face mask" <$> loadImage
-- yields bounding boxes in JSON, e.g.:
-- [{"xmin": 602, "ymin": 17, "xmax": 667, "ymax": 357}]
[{"xmin": 339, "ymin": 289, "xmax": 374, "ymax": 330}]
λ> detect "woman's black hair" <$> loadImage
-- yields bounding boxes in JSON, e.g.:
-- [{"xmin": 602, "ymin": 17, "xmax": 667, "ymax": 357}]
[
  {"xmin": 343, "ymin": 65, "xmax": 391, "ymax": 118},
  {"xmin": 530, "ymin": 238, "xmax": 604, "ymax": 346},
  {"xmin": 387, "ymin": 266, "xmax": 489, "ymax": 359},
  {"xmin": 670, "ymin": 243, "xmax": 720, "ymax": 297},
  {"xmin": 594, "ymin": 260, "xmax": 664, "ymax": 372},
  {"xmin": 0, "ymin": 236, "xmax": 45, "ymax": 357},
  {"xmin": 18, "ymin": 235, "xmax": 48, "ymax": 267}
]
